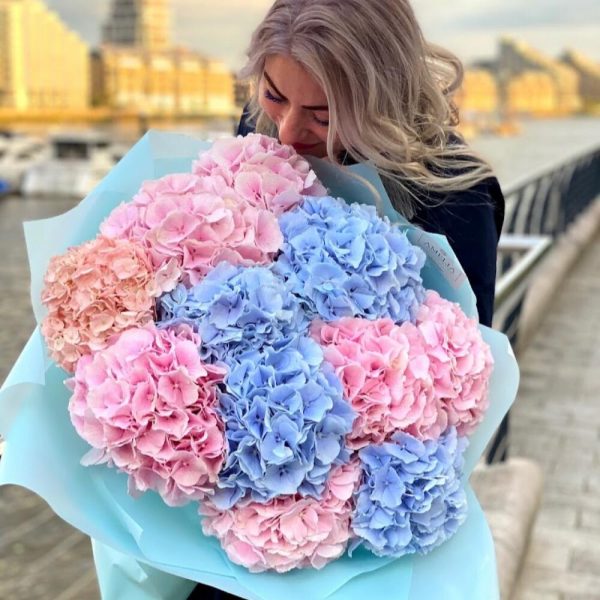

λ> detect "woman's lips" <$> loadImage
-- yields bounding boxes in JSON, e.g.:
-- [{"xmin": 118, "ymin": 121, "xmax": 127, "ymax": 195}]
[{"xmin": 292, "ymin": 142, "xmax": 320, "ymax": 152}]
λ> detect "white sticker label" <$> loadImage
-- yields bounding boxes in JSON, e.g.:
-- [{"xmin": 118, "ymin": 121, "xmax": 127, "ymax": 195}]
[{"xmin": 411, "ymin": 231, "xmax": 467, "ymax": 289}]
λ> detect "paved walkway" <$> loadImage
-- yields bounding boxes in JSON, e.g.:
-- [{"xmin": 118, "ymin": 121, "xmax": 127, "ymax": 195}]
[
  {"xmin": 1, "ymin": 233, "xmax": 599, "ymax": 599},
  {"xmin": 0, "ymin": 486, "xmax": 97, "ymax": 599},
  {"xmin": 0, "ymin": 194, "xmax": 99, "ymax": 599},
  {"xmin": 512, "ymin": 234, "xmax": 600, "ymax": 600}
]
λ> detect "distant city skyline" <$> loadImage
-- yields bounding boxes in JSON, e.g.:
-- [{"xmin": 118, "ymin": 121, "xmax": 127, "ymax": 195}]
[{"xmin": 45, "ymin": 0, "xmax": 600, "ymax": 70}]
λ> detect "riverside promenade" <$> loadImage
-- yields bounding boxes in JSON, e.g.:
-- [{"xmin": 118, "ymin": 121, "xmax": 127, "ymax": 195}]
[
  {"xmin": 1, "ymin": 194, "xmax": 599, "ymax": 597},
  {"xmin": 511, "ymin": 234, "xmax": 600, "ymax": 600}
]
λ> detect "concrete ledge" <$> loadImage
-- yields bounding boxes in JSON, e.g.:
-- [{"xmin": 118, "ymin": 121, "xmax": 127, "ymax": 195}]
[
  {"xmin": 471, "ymin": 458, "xmax": 544, "ymax": 600},
  {"xmin": 517, "ymin": 197, "xmax": 600, "ymax": 352}
]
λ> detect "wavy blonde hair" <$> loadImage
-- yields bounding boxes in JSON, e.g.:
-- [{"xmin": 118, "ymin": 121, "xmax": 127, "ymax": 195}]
[{"xmin": 240, "ymin": 0, "xmax": 494, "ymax": 216}]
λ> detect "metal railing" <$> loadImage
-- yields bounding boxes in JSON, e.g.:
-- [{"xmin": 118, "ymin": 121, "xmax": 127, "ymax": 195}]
[
  {"xmin": 494, "ymin": 142, "xmax": 600, "ymax": 347},
  {"xmin": 487, "ymin": 143, "xmax": 600, "ymax": 463},
  {"xmin": 503, "ymin": 142, "xmax": 600, "ymax": 240},
  {"xmin": 493, "ymin": 234, "xmax": 553, "ymax": 344},
  {"xmin": 487, "ymin": 234, "xmax": 552, "ymax": 463}
]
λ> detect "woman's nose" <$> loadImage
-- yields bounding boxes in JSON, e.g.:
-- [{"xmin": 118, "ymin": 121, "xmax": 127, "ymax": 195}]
[{"xmin": 277, "ymin": 108, "xmax": 304, "ymax": 145}]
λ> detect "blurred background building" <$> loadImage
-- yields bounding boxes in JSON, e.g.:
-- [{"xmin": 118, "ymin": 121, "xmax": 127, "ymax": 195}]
[
  {"xmin": 0, "ymin": 0, "xmax": 237, "ymax": 123},
  {"xmin": 91, "ymin": 46, "xmax": 235, "ymax": 116},
  {"xmin": 561, "ymin": 50, "xmax": 600, "ymax": 113},
  {"xmin": 94, "ymin": 0, "xmax": 236, "ymax": 118},
  {"xmin": 0, "ymin": 0, "xmax": 89, "ymax": 112},
  {"xmin": 497, "ymin": 38, "xmax": 582, "ymax": 116},
  {"xmin": 1, "ymin": 0, "xmax": 599, "ymax": 132},
  {"xmin": 102, "ymin": 0, "xmax": 171, "ymax": 52},
  {"xmin": 454, "ymin": 38, "xmax": 600, "ymax": 135}
]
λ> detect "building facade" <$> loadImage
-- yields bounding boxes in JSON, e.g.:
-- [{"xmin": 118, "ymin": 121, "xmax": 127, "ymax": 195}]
[
  {"xmin": 505, "ymin": 71, "xmax": 558, "ymax": 116},
  {"xmin": 96, "ymin": 0, "xmax": 235, "ymax": 116},
  {"xmin": 0, "ymin": 0, "xmax": 89, "ymax": 111},
  {"xmin": 102, "ymin": 0, "xmax": 170, "ymax": 52},
  {"xmin": 498, "ymin": 39, "xmax": 582, "ymax": 116},
  {"xmin": 92, "ymin": 46, "xmax": 236, "ymax": 116},
  {"xmin": 455, "ymin": 69, "xmax": 499, "ymax": 115},
  {"xmin": 561, "ymin": 50, "xmax": 600, "ymax": 111}
]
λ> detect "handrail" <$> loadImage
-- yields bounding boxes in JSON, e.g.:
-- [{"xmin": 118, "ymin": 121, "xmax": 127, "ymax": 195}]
[
  {"xmin": 502, "ymin": 144, "xmax": 600, "ymax": 241},
  {"xmin": 494, "ymin": 234, "xmax": 552, "ymax": 311},
  {"xmin": 488, "ymin": 234, "xmax": 558, "ymax": 464},
  {"xmin": 501, "ymin": 142, "xmax": 600, "ymax": 198},
  {"xmin": 494, "ymin": 143, "xmax": 599, "ymax": 345},
  {"xmin": 493, "ymin": 234, "xmax": 552, "ymax": 347}
]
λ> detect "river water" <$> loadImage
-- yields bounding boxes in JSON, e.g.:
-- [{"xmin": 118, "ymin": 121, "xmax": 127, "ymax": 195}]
[
  {"xmin": 471, "ymin": 116, "xmax": 600, "ymax": 188},
  {"xmin": 1, "ymin": 116, "xmax": 599, "ymax": 382}
]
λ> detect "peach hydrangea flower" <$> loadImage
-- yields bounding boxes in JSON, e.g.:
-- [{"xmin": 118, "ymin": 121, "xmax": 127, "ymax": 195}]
[{"xmin": 41, "ymin": 236, "xmax": 159, "ymax": 372}]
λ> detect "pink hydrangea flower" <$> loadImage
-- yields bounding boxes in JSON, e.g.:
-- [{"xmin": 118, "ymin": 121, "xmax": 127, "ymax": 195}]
[
  {"xmin": 41, "ymin": 236, "xmax": 159, "ymax": 373},
  {"xmin": 101, "ymin": 172, "xmax": 283, "ymax": 286},
  {"xmin": 312, "ymin": 318, "xmax": 440, "ymax": 448},
  {"xmin": 192, "ymin": 133, "xmax": 327, "ymax": 215},
  {"xmin": 415, "ymin": 291, "xmax": 494, "ymax": 437},
  {"xmin": 201, "ymin": 460, "xmax": 361, "ymax": 573},
  {"xmin": 67, "ymin": 324, "xmax": 227, "ymax": 506}
]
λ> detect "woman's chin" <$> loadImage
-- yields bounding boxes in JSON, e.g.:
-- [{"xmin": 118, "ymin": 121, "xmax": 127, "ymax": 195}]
[{"xmin": 304, "ymin": 150, "xmax": 326, "ymax": 158}]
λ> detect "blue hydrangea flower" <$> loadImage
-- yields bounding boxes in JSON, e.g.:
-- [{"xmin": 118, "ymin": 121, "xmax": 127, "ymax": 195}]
[
  {"xmin": 350, "ymin": 428, "xmax": 468, "ymax": 557},
  {"xmin": 156, "ymin": 262, "xmax": 310, "ymax": 362},
  {"xmin": 274, "ymin": 196, "xmax": 426, "ymax": 323},
  {"xmin": 211, "ymin": 335, "xmax": 356, "ymax": 509}
]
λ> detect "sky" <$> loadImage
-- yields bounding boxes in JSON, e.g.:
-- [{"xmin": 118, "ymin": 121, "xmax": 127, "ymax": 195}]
[{"xmin": 45, "ymin": 0, "xmax": 600, "ymax": 70}]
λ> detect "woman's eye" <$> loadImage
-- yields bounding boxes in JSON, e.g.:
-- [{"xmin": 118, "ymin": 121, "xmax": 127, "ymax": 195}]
[
  {"xmin": 264, "ymin": 89, "xmax": 284, "ymax": 104},
  {"xmin": 313, "ymin": 115, "xmax": 330, "ymax": 127}
]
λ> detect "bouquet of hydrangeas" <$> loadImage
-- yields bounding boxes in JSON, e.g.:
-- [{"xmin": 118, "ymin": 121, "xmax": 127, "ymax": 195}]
[{"xmin": 0, "ymin": 132, "xmax": 518, "ymax": 600}]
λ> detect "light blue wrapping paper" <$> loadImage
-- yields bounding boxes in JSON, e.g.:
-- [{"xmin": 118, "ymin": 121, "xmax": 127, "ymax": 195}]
[{"xmin": 0, "ymin": 130, "xmax": 518, "ymax": 600}]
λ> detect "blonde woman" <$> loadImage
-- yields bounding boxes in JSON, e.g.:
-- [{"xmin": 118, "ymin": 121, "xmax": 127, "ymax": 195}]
[
  {"xmin": 239, "ymin": 0, "xmax": 503, "ymax": 321},
  {"xmin": 190, "ymin": 1, "xmax": 503, "ymax": 598}
]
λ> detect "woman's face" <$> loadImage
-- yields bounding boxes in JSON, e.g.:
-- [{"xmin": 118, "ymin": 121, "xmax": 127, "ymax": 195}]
[{"xmin": 258, "ymin": 54, "xmax": 342, "ymax": 158}]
